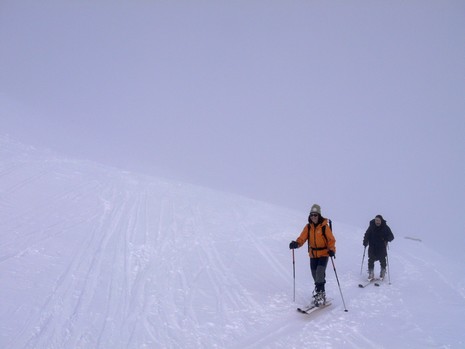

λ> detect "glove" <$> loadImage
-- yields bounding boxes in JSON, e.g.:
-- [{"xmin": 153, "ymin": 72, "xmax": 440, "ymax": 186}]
[
  {"xmin": 363, "ymin": 242, "xmax": 368, "ymax": 247},
  {"xmin": 289, "ymin": 241, "xmax": 299, "ymax": 249},
  {"xmin": 328, "ymin": 250, "xmax": 335, "ymax": 258}
]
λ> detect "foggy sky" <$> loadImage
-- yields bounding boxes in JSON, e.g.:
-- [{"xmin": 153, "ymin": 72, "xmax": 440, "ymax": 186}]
[{"xmin": 1, "ymin": 1, "xmax": 464, "ymax": 257}]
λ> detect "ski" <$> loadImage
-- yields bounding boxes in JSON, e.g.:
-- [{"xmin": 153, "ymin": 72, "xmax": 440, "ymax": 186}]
[
  {"xmin": 358, "ymin": 279, "xmax": 380, "ymax": 288},
  {"xmin": 358, "ymin": 280, "xmax": 373, "ymax": 288},
  {"xmin": 297, "ymin": 299, "xmax": 332, "ymax": 315}
]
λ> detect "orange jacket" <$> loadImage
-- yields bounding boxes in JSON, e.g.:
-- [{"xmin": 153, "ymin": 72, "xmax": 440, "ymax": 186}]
[{"xmin": 296, "ymin": 219, "xmax": 336, "ymax": 258}]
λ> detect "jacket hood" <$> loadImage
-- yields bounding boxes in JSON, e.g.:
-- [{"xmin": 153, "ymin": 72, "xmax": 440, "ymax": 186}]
[{"xmin": 370, "ymin": 218, "xmax": 387, "ymax": 228}]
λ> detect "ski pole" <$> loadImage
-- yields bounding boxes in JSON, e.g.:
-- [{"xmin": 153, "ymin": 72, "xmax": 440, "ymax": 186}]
[
  {"xmin": 330, "ymin": 256, "xmax": 348, "ymax": 312},
  {"xmin": 360, "ymin": 246, "xmax": 366, "ymax": 276},
  {"xmin": 386, "ymin": 243, "xmax": 391, "ymax": 285},
  {"xmin": 292, "ymin": 250, "xmax": 296, "ymax": 302}
]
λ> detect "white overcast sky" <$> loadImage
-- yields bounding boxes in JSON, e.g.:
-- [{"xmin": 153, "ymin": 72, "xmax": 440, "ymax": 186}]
[{"xmin": 1, "ymin": 0, "xmax": 464, "ymax": 256}]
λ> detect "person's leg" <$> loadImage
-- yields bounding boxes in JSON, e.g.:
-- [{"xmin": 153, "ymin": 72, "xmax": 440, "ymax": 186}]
[
  {"xmin": 380, "ymin": 257, "xmax": 387, "ymax": 279},
  {"xmin": 310, "ymin": 258, "xmax": 318, "ymax": 284},
  {"xmin": 314, "ymin": 257, "xmax": 328, "ymax": 291},
  {"xmin": 367, "ymin": 257, "xmax": 375, "ymax": 279}
]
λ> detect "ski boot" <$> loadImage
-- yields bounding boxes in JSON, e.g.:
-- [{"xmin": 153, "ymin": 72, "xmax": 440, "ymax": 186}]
[
  {"xmin": 313, "ymin": 291, "xmax": 326, "ymax": 307},
  {"xmin": 380, "ymin": 268, "xmax": 386, "ymax": 280}
]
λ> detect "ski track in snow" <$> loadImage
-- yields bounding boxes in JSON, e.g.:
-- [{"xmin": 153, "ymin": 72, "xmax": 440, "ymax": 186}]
[{"xmin": 1, "ymin": 139, "xmax": 465, "ymax": 348}]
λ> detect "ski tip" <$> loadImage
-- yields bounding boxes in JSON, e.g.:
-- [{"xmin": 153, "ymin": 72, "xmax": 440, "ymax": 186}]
[{"xmin": 296, "ymin": 308, "xmax": 306, "ymax": 314}]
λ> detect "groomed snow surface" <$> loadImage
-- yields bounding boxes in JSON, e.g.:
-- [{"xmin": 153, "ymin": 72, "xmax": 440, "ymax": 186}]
[{"xmin": 1, "ymin": 137, "xmax": 464, "ymax": 349}]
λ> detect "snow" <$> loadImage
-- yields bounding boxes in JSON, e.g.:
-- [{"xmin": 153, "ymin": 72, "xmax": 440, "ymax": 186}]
[{"xmin": 1, "ymin": 136, "xmax": 464, "ymax": 349}]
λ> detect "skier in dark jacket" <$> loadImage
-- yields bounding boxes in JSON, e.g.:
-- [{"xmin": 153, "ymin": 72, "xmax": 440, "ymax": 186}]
[{"xmin": 363, "ymin": 215, "xmax": 394, "ymax": 280}]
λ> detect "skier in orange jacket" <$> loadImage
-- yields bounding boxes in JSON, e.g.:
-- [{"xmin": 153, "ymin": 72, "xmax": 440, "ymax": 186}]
[{"xmin": 289, "ymin": 204, "xmax": 336, "ymax": 306}]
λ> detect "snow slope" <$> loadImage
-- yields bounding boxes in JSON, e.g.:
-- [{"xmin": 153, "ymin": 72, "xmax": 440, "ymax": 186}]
[{"xmin": 1, "ymin": 136, "xmax": 464, "ymax": 349}]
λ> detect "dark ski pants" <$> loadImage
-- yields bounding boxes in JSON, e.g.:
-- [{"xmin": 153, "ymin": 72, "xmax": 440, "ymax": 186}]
[
  {"xmin": 368, "ymin": 256, "xmax": 387, "ymax": 270},
  {"xmin": 310, "ymin": 257, "xmax": 328, "ymax": 292}
]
